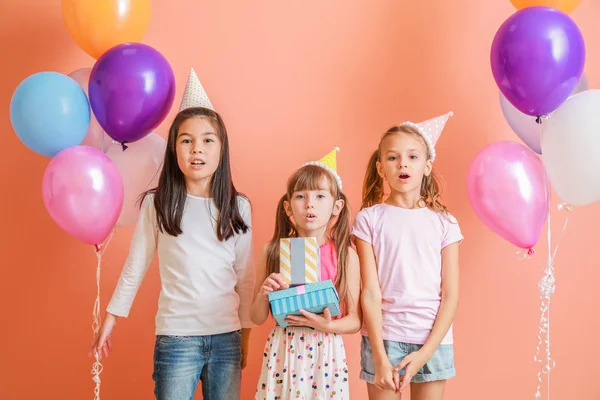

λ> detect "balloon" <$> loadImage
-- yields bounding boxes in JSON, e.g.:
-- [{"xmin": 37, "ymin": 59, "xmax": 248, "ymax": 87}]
[
  {"xmin": 62, "ymin": 0, "xmax": 151, "ymax": 59},
  {"xmin": 42, "ymin": 146, "xmax": 124, "ymax": 246},
  {"xmin": 510, "ymin": 0, "xmax": 581, "ymax": 14},
  {"xmin": 499, "ymin": 72, "xmax": 588, "ymax": 154},
  {"xmin": 467, "ymin": 141, "xmax": 548, "ymax": 250},
  {"xmin": 10, "ymin": 72, "xmax": 90, "ymax": 157},
  {"xmin": 542, "ymin": 90, "xmax": 600, "ymax": 206},
  {"xmin": 89, "ymin": 43, "xmax": 176, "ymax": 147},
  {"xmin": 68, "ymin": 67, "xmax": 113, "ymax": 153},
  {"xmin": 491, "ymin": 7, "xmax": 585, "ymax": 116},
  {"xmin": 106, "ymin": 133, "xmax": 166, "ymax": 226}
]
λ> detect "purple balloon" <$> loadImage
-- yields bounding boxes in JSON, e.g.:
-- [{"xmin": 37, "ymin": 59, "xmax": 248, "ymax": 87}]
[
  {"xmin": 491, "ymin": 7, "xmax": 585, "ymax": 117},
  {"xmin": 467, "ymin": 141, "xmax": 548, "ymax": 251},
  {"xmin": 89, "ymin": 43, "xmax": 176, "ymax": 146}
]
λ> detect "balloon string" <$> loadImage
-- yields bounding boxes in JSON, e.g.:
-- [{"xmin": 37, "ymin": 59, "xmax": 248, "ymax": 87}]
[
  {"xmin": 533, "ymin": 169, "xmax": 570, "ymax": 400},
  {"xmin": 91, "ymin": 227, "xmax": 116, "ymax": 400}
]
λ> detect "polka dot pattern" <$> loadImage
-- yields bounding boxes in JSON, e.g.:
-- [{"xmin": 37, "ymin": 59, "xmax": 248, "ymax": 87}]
[
  {"xmin": 399, "ymin": 111, "xmax": 453, "ymax": 162},
  {"xmin": 255, "ymin": 327, "xmax": 349, "ymax": 399},
  {"xmin": 179, "ymin": 67, "xmax": 215, "ymax": 112}
]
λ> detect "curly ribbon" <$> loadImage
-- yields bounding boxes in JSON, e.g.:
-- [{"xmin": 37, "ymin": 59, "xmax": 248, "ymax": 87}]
[
  {"xmin": 533, "ymin": 201, "xmax": 570, "ymax": 400},
  {"xmin": 91, "ymin": 227, "xmax": 116, "ymax": 400}
]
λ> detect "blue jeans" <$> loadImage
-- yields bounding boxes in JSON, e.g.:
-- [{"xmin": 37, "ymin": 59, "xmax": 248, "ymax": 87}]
[
  {"xmin": 360, "ymin": 336, "xmax": 455, "ymax": 383},
  {"xmin": 152, "ymin": 330, "xmax": 242, "ymax": 400}
]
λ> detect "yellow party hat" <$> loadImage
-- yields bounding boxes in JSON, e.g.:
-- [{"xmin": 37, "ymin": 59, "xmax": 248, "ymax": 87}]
[
  {"xmin": 302, "ymin": 147, "xmax": 342, "ymax": 190},
  {"xmin": 179, "ymin": 67, "xmax": 214, "ymax": 112}
]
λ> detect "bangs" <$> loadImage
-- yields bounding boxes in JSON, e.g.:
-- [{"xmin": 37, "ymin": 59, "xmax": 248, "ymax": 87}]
[{"xmin": 288, "ymin": 165, "xmax": 338, "ymax": 196}]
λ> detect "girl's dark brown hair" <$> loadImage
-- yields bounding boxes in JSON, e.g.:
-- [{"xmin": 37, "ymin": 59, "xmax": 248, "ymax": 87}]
[
  {"xmin": 265, "ymin": 165, "xmax": 351, "ymax": 310},
  {"xmin": 361, "ymin": 125, "xmax": 448, "ymax": 215},
  {"xmin": 144, "ymin": 107, "xmax": 249, "ymax": 241}
]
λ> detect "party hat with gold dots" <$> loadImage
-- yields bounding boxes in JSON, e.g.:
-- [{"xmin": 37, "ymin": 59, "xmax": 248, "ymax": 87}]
[
  {"xmin": 179, "ymin": 67, "xmax": 214, "ymax": 112},
  {"xmin": 302, "ymin": 147, "xmax": 343, "ymax": 190},
  {"xmin": 399, "ymin": 111, "xmax": 453, "ymax": 162}
]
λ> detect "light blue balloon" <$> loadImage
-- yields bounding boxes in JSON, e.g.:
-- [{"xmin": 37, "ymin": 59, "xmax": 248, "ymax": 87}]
[{"xmin": 10, "ymin": 72, "xmax": 91, "ymax": 157}]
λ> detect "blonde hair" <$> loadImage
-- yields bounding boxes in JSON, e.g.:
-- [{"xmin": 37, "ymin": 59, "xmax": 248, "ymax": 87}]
[
  {"xmin": 361, "ymin": 125, "xmax": 448, "ymax": 215},
  {"xmin": 265, "ymin": 165, "xmax": 351, "ymax": 311}
]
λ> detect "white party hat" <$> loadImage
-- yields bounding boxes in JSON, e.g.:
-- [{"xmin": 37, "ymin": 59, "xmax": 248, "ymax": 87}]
[
  {"xmin": 399, "ymin": 112, "xmax": 453, "ymax": 162},
  {"xmin": 179, "ymin": 67, "xmax": 214, "ymax": 112}
]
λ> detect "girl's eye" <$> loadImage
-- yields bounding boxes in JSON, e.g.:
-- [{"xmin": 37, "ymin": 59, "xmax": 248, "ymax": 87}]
[
  {"xmin": 204, "ymin": 138, "xmax": 214, "ymax": 143},
  {"xmin": 182, "ymin": 139, "xmax": 192, "ymax": 144},
  {"xmin": 295, "ymin": 194, "xmax": 304, "ymax": 199},
  {"xmin": 410, "ymin": 155, "xmax": 418, "ymax": 160},
  {"xmin": 388, "ymin": 156, "xmax": 397, "ymax": 161},
  {"xmin": 317, "ymin": 194, "xmax": 326, "ymax": 199}
]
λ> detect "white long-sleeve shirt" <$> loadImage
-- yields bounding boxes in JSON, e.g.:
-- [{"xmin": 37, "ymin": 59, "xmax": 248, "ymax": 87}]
[{"xmin": 106, "ymin": 193, "xmax": 255, "ymax": 335}]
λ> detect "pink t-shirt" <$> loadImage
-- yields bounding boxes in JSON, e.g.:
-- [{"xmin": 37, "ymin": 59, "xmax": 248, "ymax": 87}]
[{"xmin": 352, "ymin": 203, "xmax": 463, "ymax": 345}]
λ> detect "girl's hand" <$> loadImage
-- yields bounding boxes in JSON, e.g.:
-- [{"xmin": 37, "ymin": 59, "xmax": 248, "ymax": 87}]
[
  {"xmin": 394, "ymin": 349, "xmax": 431, "ymax": 392},
  {"xmin": 285, "ymin": 307, "xmax": 333, "ymax": 331},
  {"xmin": 88, "ymin": 313, "xmax": 117, "ymax": 361},
  {"xmin": 374, "ymin": 359, "xmax": 400, "ymax": 392},
  {"xmin": 259, "ymin": 273, "xmax": 289, "ymax": 297}
]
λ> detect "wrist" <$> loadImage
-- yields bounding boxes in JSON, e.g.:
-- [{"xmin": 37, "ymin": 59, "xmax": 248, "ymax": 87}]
[
  {"xmin": 419, "ymin": 345, "xmax": 435, "ymax": 359},
  {"xmin": 373, "ymin": 353, "xmax": 390, "ymax": 366},
  {"xmin": 105, "ymin": 312, "xmax": 118, "ymax": 322},
  {"xmin": 260, "ymin": 292, "xmax": 271, "ymax": 302}
]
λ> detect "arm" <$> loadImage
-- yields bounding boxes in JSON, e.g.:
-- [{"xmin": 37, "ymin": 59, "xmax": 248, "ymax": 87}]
[
  {"xmin": 233, "ymin": 199, "xmax": 256, "ymax": 330},
  {"xmin": 241, "ymin": 328, "xmax": 251, "ymax": 369},
  {"xmin": 250, "ymin": 244, "xmax": 290, "ymax": 326},
  {"xmin": 285, "ymin": 247, "xmax": 362, "ymax": 335},
  {"xmin": 90, "ymin": 195, "xmax": 158, "ymax": 360},
  {"xmin": 357, "ymin": 238, "xmax": 387, "ymax": 364},
  {"xmin": 421, "ymin": 242, "xmax": 459, "ymax": 356},
  {"xmin": 233, "ymin": 200, "xmax": 256, "ymax": 369},
  {"xmin": 250, "ymin": 245, "xmax": 270, "ymax": 326},
  {"xmin": 357, "ymin": 238, "xmax": 398, "ymax": 390},
  {"xmin": 106, "ymin": 195, "xmax": 158, "ymax": 317},
  {"xmin": 395, "ymin": 241, "xmax": 460, "ymax": 392}
]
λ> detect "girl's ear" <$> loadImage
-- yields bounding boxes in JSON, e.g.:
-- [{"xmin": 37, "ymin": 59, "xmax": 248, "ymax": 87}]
[
  {"xmin": 332, "ymin": 197, "xmax": 345, "ymax": 216},
  {"xmin": 283, "ymin": 199, "xmax": 293, "ymax": 218},
  {"xmin": 424, "ymin": 159, "xmax": 433, "ymax": 177}
]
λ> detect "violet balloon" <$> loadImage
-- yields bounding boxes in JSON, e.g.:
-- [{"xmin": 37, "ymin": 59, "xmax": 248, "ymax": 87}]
[
  {"xmin": 467, "ymin": 141, "xmax": 548, "ymax": 251},
  {"xmin": 491, "ymin": 7, "xmax": 585, "ymax": 117},
  {"xmin": 89, "ymin": 43, "xmax": 176, "ymax": 146},
  {"xmin": 42, "ymin": 146, "xmax": 124, "ymax": 246}
]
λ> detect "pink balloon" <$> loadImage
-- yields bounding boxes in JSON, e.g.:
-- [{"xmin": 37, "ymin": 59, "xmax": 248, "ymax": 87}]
[
  {"xmin": 467, "ymin": 141, "xmax": 548, "ymax": 250},
  {"xmin": 68, "ymin": 68, "xmax": 113, "ymax": 152},
  {"xmin": 106, "ymin": 132, "xmax": 166, "ymax": 226},
  {"xmin": 42, "ymin": 146, "xmax": 124, "ymax": 246}
]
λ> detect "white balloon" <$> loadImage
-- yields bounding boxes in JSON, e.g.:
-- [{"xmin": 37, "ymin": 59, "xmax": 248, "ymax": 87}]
[
  {"xmin": 500, "ymin": 72, "xmax": 588, "ymax": 155},
  {"xmin": 107, "ymin": 133, "xmax": 166, "ymax": 226},
  {"xmin": 542, "ymin": 89, "xmax": 600, "ymax": 206}
]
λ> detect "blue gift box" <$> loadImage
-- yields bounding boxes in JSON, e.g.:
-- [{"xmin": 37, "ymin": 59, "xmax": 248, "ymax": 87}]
[{"xmin": 268, "ymin": 279, "xmax": 341, "ymax": 327}]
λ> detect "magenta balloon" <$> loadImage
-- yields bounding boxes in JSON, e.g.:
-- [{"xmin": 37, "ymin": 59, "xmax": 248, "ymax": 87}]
[
  {"xmin": 42, "ymin": 146, "xmax": 124, "ymax": 246},
  {"xmin": 467, "ymin": 141, "xmax": 548, "ymax": 250}
]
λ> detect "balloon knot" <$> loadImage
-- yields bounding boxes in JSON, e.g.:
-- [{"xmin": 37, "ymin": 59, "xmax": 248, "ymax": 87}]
[
  {"xmin": 528, "ymin": 248, "xmax": 535, "ymax": 256},
  {"xmin": 121, "ymin": 143, "xmax": 128, "ymax": 151},
  {"xmin": 535, "ymin": 116, "xmax": 542, "ymax": 124},
  {"xmin": 558, "ymin": 202, "xmax": 572, "ymax": 211},
  {"xmin": 94, "ymin": 244, "xmax": 103, "ymax": 253}
]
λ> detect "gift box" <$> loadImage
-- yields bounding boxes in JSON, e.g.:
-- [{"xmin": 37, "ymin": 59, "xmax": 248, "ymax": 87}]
[
  {"xmin": 280, "ymin": 237, "xmax": 320, "ymax": 286},
  {"xmin": 268, "ymin": 280, "xmax": 340, "ymax": 327}
]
